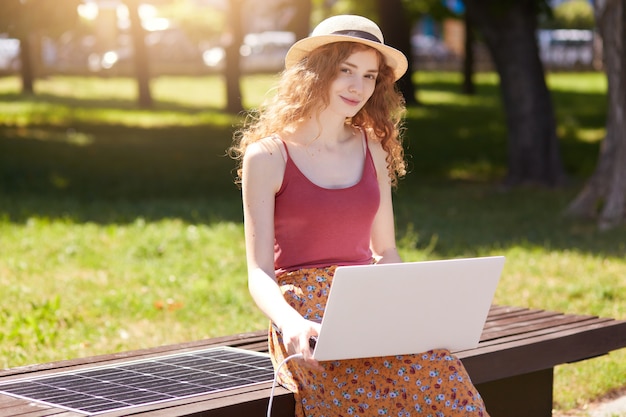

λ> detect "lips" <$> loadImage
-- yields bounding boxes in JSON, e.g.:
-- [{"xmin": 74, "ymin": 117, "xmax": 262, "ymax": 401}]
[{"xmin": 341, "ymin": 95, "xmax": 361, "ymax": 106}]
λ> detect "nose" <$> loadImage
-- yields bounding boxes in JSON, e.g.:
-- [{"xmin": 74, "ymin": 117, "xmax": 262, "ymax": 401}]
[{"xmin": 349, "ymin": 77, "xmax": 363, "ymax": 95}]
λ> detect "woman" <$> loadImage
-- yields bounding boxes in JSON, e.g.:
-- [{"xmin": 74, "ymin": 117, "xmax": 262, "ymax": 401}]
[{"xmin": 230, "ymin": 14, "xmax": 489, "ymax": 417}]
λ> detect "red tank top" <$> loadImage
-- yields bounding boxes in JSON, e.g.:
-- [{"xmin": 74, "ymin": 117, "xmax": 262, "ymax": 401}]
[{"xmin": 274, "ymin": 134, "xmax": 380, "ymax": 274}]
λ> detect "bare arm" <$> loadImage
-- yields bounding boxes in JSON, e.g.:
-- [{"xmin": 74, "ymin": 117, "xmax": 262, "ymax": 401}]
[
  {"xmin": 368, "ymin": 138, "xmax": 403, "ymax": 264},
  {"xmin": 242, "ymin": 139, "xmax": 321, "ymax": 361}
]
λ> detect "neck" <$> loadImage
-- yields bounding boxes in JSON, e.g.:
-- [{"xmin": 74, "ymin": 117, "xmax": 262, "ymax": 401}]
[{"xmin": 296, "ymin": 113, "xmax": 352, "ymax": 146}]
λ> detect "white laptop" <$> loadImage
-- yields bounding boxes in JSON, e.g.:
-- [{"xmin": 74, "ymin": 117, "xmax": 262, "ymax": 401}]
[{"xmin": 311, "ymin": 256, "xmax": 505, "ymax": 361}]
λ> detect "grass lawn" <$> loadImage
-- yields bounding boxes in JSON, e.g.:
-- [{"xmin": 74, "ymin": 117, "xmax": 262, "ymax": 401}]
[{"xmin": 0, "ymin": 72, "xmax": 624, "ymax": 412}]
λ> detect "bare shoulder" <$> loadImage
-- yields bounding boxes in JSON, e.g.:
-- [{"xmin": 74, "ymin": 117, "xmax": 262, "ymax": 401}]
[
  {"xmin": 244, "ymin": 137, "xmax": 286, "ymax": 168},
  {"xmin": 245, "ymin": 136, "xmax": 284, "ymax": 159},
  {"xmin": 243, "ymin": 136, "xmax": 286, "ymax": 191},
  {"xmin": 365, "ymin": 130, "xmax": 392, "ymax": 183},
  {"xmin": 365, "ymin": 131, "xmax": 387, "ymax": 162}
]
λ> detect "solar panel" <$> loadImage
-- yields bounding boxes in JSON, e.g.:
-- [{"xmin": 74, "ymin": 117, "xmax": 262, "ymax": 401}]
[{"xmin": 0, "ymin": 346, "xmax": 275, "ymax": 415}]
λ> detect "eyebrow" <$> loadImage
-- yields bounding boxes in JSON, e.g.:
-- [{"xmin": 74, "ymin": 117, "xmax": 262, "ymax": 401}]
[{"xmin": 342, "ymin": 60, "xmax": 379, "ymax": 74}]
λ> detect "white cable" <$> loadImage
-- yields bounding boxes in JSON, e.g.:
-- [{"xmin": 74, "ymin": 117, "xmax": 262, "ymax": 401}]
[{"xmin": 267, "ymin": 353, "xmax": 303, "ymax": 417}]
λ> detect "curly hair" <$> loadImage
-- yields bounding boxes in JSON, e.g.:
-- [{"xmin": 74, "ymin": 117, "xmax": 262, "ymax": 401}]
[{"xmin": 229, "ymin": 42, "xmax": 407, "ymax": 186}]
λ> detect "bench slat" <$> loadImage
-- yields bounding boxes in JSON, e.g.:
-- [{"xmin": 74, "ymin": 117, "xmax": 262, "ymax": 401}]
[
  {"xmin": 481, "ymin": 313, "xmax": 600, "ymax": 341},
  {"xmin": 459, "ymin": 318, "xmax": 626, "ymax": 383}
]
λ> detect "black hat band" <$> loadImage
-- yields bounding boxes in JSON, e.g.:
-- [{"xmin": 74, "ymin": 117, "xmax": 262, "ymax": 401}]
[{"xmin": 331, "ymin": 30, "xmax": 382, "ymax": 44}]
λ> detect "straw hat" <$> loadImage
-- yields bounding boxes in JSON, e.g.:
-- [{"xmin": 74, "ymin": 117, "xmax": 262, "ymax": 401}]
[{"xmin": 285, "ymin": 15, "xmax": 408, "ymax": 81}]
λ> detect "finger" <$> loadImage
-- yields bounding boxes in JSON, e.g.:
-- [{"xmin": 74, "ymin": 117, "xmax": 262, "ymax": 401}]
[
  {"xmin": 299, "ymin": 334, "xmax": 312, "ymax": 359},
  {"xmin": 284, "ymin": 337, "xmax": 298, "ymax": 356}
]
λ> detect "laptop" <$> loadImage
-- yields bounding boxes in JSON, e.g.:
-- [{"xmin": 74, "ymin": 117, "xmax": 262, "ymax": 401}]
[{"xmin": 311, "ymin": 256, "xmax": 505, "ymax": 361}]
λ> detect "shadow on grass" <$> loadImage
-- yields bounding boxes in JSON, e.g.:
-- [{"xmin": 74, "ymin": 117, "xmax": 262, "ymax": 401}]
[
  {"xmin": 393, "ymin": 180, "xmax": 625, "ymax": 259},
  {"xmin": 0, "ymin": 122, "xmax": 244, "ymax": 224}
]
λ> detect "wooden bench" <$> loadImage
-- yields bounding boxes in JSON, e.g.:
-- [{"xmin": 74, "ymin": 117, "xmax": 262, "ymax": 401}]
[{"xmin": 1, "ymin": 305, "xmax": 625, "ymax": 417}]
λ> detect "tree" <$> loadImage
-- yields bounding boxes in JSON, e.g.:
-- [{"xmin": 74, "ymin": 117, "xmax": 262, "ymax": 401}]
[
  {"xmin": 224, "ymin": 0, "xmax": 244, "ymax": 114},
  {"xmin": 565, "ymin": 0, "xmax": 626, "ymax": 230},
  {"xmin": 0, "ymin": 0, "xmax": 82, "ymax": 94},
  {"xmin": 377, "ymin": 0, "xmax": 417, "ymax": 104},
  {"xmin": 464, "ymin": 0, "xmax": 567, "ymax": 187},
  {"xmin": 124, "ymin": 0, "xmax": 153, "ymax": 108},
  {"xmin": 286, "ymin": 0, "xmax": 312, "ymax": 40}
]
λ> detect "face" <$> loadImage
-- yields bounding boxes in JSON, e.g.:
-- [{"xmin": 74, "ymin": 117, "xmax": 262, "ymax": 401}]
[{"xmin": 326, "ymin": 48, "xmax": 379, "ymax": 118}]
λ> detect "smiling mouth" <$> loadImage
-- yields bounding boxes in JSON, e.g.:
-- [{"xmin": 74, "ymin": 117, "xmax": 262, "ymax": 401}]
[{"xmin": 341, "ymin": 96, "xmax": 361, "ymax": 106}]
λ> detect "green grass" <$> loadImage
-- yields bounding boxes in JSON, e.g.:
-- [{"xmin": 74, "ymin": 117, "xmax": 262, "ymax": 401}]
[{"xmin": 0, "ymin": 72, "xmax": 623, "ymax": 411}]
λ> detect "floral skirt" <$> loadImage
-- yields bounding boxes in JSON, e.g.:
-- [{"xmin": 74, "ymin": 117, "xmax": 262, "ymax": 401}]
[{"xmin": 269, "ymin": 266, "xmax": 490, "ymax": 417}]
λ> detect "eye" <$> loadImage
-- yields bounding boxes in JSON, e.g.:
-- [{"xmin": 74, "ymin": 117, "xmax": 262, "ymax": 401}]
[
  {"xmin": 365, "ymin": 73, "xmax": 378, "ymax": 80},
  {"xmin": 340, "ymin": 66, "xmax": 352, "ymax": 74}
]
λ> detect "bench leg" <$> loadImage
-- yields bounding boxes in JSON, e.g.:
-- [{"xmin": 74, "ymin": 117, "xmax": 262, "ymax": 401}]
[{"xmin": 475, "ymin": 368, "xmax": 553, "ymax": 417}]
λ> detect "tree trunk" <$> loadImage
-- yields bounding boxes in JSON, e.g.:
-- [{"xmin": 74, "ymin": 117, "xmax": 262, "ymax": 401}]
[
  {"xmin": 464, "ymin": 0, "xmax": 567, "ymax": 187},
  {"xmin": 18, "ymin": 35, "xmax": 34, "ymax": 94},
  {"xmin": 290, "ymin": 0, "xmax": 312, "ymax": 40},
  {"xmin": 225, "ymin": 0, "xmax": 244, "ymax": 114},
  {"xmin": 126, "ymin": 0, "xmax": 153, "ymax": 109},
  {"xmin": 462, "ymin": 15, "xmax": 475, "ymax": 95},
  {"xmin": 377, "ymin": 0, "xmax": 417, "ymax": 105},
  {"xmin": 565, "ymin": 0, "xmax": 626, "ymax": 230}
]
